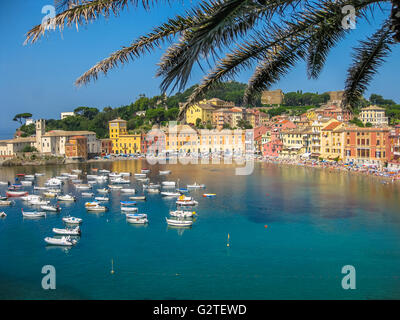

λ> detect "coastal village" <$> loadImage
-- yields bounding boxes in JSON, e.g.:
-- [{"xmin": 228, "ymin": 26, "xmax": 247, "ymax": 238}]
[{"xmin": 1, "ymin": 90, "xmax": 400, "ymax": 174}]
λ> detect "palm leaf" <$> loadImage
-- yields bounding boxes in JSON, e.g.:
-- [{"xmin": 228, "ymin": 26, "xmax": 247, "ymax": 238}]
[{"xmin": 344, "ymin": 19, "xmax": 394, "ymax": 109}]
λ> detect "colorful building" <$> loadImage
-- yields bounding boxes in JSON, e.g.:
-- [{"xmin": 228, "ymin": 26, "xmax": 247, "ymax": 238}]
[
  {"xmin": 65, "ymin": 136, "xmax": 88, "ymax": 159},
  {"xmin": 185, "ymin": 101, "xmax": 215, "ymax": 126},
  {"xmin": 109, "ymin": 118, "xmax": 141, "ymax": 154},
  {"xmin": 342, "ymin": 126, "xmax": 391, "ymax": 166},
  {"xmin": 100, "ymin": 139, "xmax": 112, "ymax": 156},
  {"xmin": 315, "ymin": 105, "xmax": 353, "ymax": 122},
  {"xmin": 320, "ymin": 121, "xmax": 345, "ymax": 161}
]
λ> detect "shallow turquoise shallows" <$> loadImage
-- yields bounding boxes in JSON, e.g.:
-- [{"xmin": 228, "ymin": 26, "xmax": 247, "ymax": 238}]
[{"xmin": 1, "ymin": 160, "xmax": 400, "ymax": 299}]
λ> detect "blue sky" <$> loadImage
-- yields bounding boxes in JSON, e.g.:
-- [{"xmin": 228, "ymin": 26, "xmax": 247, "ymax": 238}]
[{"xmin": 0, "ymin": 1, "xmax": 399, "ymax": 136}]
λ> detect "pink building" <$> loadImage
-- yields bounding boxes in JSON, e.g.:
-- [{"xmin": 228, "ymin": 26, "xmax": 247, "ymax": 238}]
[{"xmin": 263, "ymin": 130, "xmax": 282, "ymax": 157}]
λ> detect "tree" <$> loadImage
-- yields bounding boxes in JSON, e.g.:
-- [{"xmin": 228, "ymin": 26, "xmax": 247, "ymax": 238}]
[
  {"xmin": 13, "ymin": 113, "xmax": 32, "ymax": 124},
  {"xmin": 24, "ymin": 0, "xmax": 400, "ymax": 119},
  {"xmin": 365, "ymin": 122, "xmax": 373, "ymax": 127},
  {"xmin": 195, "ymin": 118, "xmax": 202, "ymax": 128},
  {"xmin": 22, "ymin": 145, "xmax": 38, "ymax": 153}
]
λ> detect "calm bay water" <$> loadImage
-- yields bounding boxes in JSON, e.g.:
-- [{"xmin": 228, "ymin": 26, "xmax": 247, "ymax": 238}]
[{"xmin": 1, "ymin": 160, "xmax": 400, "ymax": 299}]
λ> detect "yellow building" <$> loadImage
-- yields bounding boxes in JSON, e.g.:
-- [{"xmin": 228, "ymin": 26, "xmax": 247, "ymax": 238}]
[
  {"xmin": 165, "ymin": 124, "xmax": 199, "ymax": 154},
  {"xmin": 320, "ymin": 121, "xmax": 345, "ymax": 161},
  {"xmin": 280, "ymin": 127, "xmax": 312, "ymax": 159},
  {"xmin": 185, "ymin": 102, "xmax": 214, "ymax": 126},
  {"xmin": 109, "ymin": 118, "xmax": 141, "ymax": 154}
]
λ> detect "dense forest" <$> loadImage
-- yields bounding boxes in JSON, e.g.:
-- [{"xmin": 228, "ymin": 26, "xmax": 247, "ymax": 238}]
[{"xmin": 16, "ymin": 82, "xmax": 400, "ymax": 139}]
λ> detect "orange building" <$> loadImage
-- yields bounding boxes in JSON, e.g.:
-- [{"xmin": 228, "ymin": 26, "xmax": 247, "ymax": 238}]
[
  {"xmin": 65, "ymin": 136, "xmax": 88, "ymax": 159},
  {"xmin": 342, "ymin": 127, "xmax": 391, "ymax": 165},
  {"xmin": 101, "ymin": 139, "xmax": 112, "ymax": 156}
]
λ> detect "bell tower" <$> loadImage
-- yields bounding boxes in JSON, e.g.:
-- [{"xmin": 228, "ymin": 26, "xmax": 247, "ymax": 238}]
[{"xmin": 36, "ymin": 119, "xmax": 46, "ymax": 152}]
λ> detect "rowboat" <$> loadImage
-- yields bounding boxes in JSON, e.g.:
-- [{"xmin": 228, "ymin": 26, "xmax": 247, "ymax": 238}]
[
  {"xmin": 53, "ymin": 227, "xmax": 80, "ymax": 235},
  {"xmin": 44, "ymin": 236, "xmax": 77, "ymax": 246},
  {"xmin": 166, "ymin": 218, "xmax": 193, "ymax": 227},
  {"xmin": 0, "ymin": 212, "xmax": 6, "ymax": 218},
  {"xmin": 203, "ymin": 193, "xmax": 216, "ymax": 198},
  {"xmin": 170, "ymin": 210, "xmax": 196, "ymax": 218},
  {"xmin": 159, "ymin": 170, "xmax": 171, "ymax": 175},
  {"xmin": 86, "ymin": 205, "xmax": 107, "ymax": 212},
  {"xmin": 0, "ymin": 200, "xmax": 12, "ymax": 206},
  {"xmin": 120, "ymin": 188, "xmax": 135, "ymax": 193},
  {"xmin": 62, "ymin": 216, "xmax": 82, "ymax": 224},
  {"xmin": 6, "ymin": 191, "xmax": 28, "ymax": 197},
  {"xmin": 161, "ymin": 192, "xmax": 181, "ymax": 197},
  {"xmin": 187, "ymin": 182, "xmax": 206, "ymax": 189},
  {"xmin": 95, "ymin": 197, "xmax": 109, "ymax": 201},
  {"xmin": 120, "ymin": 201, "xmax": 136, "ymax": 206},
  {"xmin": 121, "ymin": 207, "xmax": 138, "ymax": 212},
  {"xmin": 57, "ymin": 195, "xmax": 76, "ymax": 201},
  {"xmin": 129, "ymin": 196, "xmax": 146, "ymax": 201},
  {"xmin": 97, "ymin": 188, "xmax": 110, "ymax": 193},
  {"xmin": 126, "ymin": 217, "xmax": 148, "ymax": 224},
  {"xmin": 41, "ymin": 205, "xmax": 61, "ymax": 212},
  {"xmin": 22, "ymin": 209, "xmax": 46, "ymax": 218}
]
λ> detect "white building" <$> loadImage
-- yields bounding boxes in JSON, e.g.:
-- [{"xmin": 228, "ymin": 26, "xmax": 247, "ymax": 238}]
[
  {"xmin": 60, "ymin": 112, "xmax": 75, "ymax": 120},
  {"xmin": 359, "ymin": 105, "xmax": 388, "ymax": 126}
]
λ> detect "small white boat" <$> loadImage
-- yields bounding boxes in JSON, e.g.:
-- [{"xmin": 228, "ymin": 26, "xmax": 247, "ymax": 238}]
[
  {"xmin": 94, "ymin": 197, "xmax": 109, "ymax": 202},
  {"xmin": 0, "ymin": 181, "xmax": 9, "ymax": 185},
  {"xmin": 99, "ymin": 169, "xmax": 110, "ymax": 173},
  {"xmin": 62, "ymin": 216, "xmax": 82, "ymax": 224},
  {"xmin": 41, "ymin": 205, "xmax": 61, "ymax": 212},
  {"xmin": 108, "ymin": 185, "xmax": 123, "ymax": 190},
  {"xmin": 45, "ymin": 178, "xmax": 63, "ymax": 187},
  {"xmin": 159, "ymin": 170, "xmax": 171, "ymax": 175},
  {"xmin": 120, "ymin": 172, "xmax": 131, "ymax": 176},
  {"xmin": 0, "ymin": 200, "xmax": 12, "ymax": 206},
  {"xmin": 71, "ymin": 169, "xmax": 82, "ymax": 174},
  {"xmin": 81, "ymin": 192, "xmax": 94, "ymax": 197},
  {"xmin": 147, "ymin": 188, "xmax": 160, "ymax": 193},
  {"xmin": 75, "ymin": 184, "xmax": 91, "ymax": 190},
  {"xmin": 34, "ymin": 173, "xmax": 45, "ymax": 176},
  {"xmin": 161, "ymin": 192, "xmax": 181, "ymax": 197},
  {"xmin": 97, "ymin": 188, "xmax": 110, "ymax": 193},
  {"xmin": 95, "ymin": 176, "xmax": 108, "ymax": 182},
  {"xmin": 162, "ymin": 181, "xmax": 176, "ymax": 187},
  {"xmin": 6, "ymin": 191, "xmax": 28, "ymax": 197},
  {"xmin": 22, "ymin": 209, "xmax": 46, "ymax": 218},
  {"xmin": 86, "ymin": 205, "xmax": 107, "ymax": 212},
  {"xmin": 121, "ymin": 188, "xmax": 135, "ymax": 193},
  {"xmin": 53, "ymin": 227, "xmax": 80, "ymax": 235},
  {"xmin": 29, "ymin": 199, "xmax": 50, "ymax": 206},
  {"xmin": 170, "ymin": 210, "xmax": 196, "ymax": 218},
  {"xmin": 134, "ymin": 173, "xmax": 147, "ymax": 177},
  {"xmin": 21, "ymin": 194, "xmax": 41, "ymax": 201},
  {"xmin": 126, "ymin": 213, "xmax": 147, "ymax": 218},
  {"xmin": 129, "ymin": 196, "xmax": 146, "ymax": 201},
  {"xmin": 34, "ymin": 186, "xmax": 48, "ymax": 190},
  {"xmin": 137, "ymin": 177, "xmax": 149, "ymax": 182},
  {"xmin": 87, "ymin": 174, "xmax": 98, "ymax": 179},
  {"xmin": 57, "ymin": 195, "xmax": 76, "ymax": 201},
  {"xmin": 44, "ymin": 236, "xmax": 77, "ymax": 246},
  {"xmin": 141, "ymin": 169, "xmax": 150, "ymax": 173},
  {"xmin": 24, "ymin": 175, "xmax": 35, "ymax": 180},
  {"xmin": 85, "ymin": 201, "xmax": 100, "ymax": 207},
  {"xmin": 166, "ymin": 218, "xmax": 193, "ymax": 227},
  {"xmin": 121, "ymin": 207, "xmax": 138, "ymax": 212},
  {"xmin": 0, "ymin": 212, "xmax": 6, "ymax": 218},
  {"xmin": 21, "ymin": 181, "xmax": 33, "ymax": 186},
  {"xmin": 110, "ymin": 178, "xmax": 130, "ymax": 184},
  {"xmin": 176, "ymin": 195, "xmax": 198, "ymax": 206},
  {"xmin": 126, "ymin": 217, "xmax": 148, "ymax": 224},
  {"xmin": 187, "ymin": 182, "xmax": 206, "ymax": 189}
]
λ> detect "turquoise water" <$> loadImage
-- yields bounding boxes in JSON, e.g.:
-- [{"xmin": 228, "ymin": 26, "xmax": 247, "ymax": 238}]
[{"xmin": 1, "ymin": 160, "xmax": 400, "ymax": 299}]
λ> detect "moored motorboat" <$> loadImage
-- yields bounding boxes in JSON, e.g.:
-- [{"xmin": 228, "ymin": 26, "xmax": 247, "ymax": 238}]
[
  {"xmin": 161, "ymin": 192, "xmax": 181, "ymax": 197},
  {"xmin": 86, "ymin": 205, "xmax": 107, "ymax": 212},
  {"xmin": 21, "ymin": 181, "xmax": 33, "ymax": 186},
  {"xmin": 57, "ymin": 194, "xmax": 76, "ymax": 201},
  {"xmin": 121, "ymin": 207, "xmax": 138, "ymax": 212},
  {"xmin": 52, "ymin": 227, "xmax": 80, "ymax": 235},
  {"xmin": 166, "ymin": 217, "xmax": 193, "ymax": 227},
  {"xmin": 110, "ymin": 178, "xmax": 130, "ymax": 184},
  {"xmin": 120, "ymin": 172, "xmax": 131, "ymax": 177},
  {"xmin": 141, "ymin": 169, "xmax": 150, "ymax": 173},
  {"xmin": 44, "ymin": 236, "xmax": 77, "ymax": 246},
  {"xmin": 85, "ymin": 201, "xmax": 100, "ymax": 207},
  {"xmin": 126, "ymin": 217, "xmax": 148, "ymax": 224},
  {"xmin": 0, "ymin": 200, "xmax": 12, "ymax": 206},
  {"xmin": 75, "ymin": 184, "xmax": 91, "ymax": 190},
  {"xmin": 170, "ymin": 210, "xmax": 196, "ymax": 218},
  {"xmin": 120, "ymin": 188, "xmax": 135, "ymax": 193},
  {"xmin": 41, "ymin": 205, "xmax": 61, "ymax": 212},
  {"xmin": 108, "ymin": 185, "xmax": 123, "ymax": 190},
  {"xmin": 62, "ymin": 216, "xmax": 82, "ymax": 224},
  {"xmin": 203, "ymin": 193, "xmax": 216, "ymax": 198},
  {"xmin": 134, "ymin": 173, "xmax": 147, "ymax": 177},
  {"xmin": 97, "ymin": 188, "xmax": 110, "ymax": 193},
  {"xmin": 81, "ymin": 192, "xmax": 94, "ymax": 197},
  {"xmin": 162, "ymin": 181, "xmax": 176, "ymax": 187},
  {"xmin": 94, "ymin": 196, "xmax": 109, "ymax": 201},
  {"xmin": 159, "ymin": 170, "xmax": 171, "ymax": 175},
  {"xmin": 29, "ymin": 199, "xmax": 50, "ymax": 206},
  {"xmin": 43, "ymin": 191, "xmax": 57, "ymax": 198},
  {"xmin": 147, "ymin": 188, "xmax": 160, "ymax": 193},
  {"xmin": 187, "ymin": 182, "xmax": 206, "ymax": 189},
  {"xmin": 176, "ymin": 195, "xmax": 198, "ymax": 206}
]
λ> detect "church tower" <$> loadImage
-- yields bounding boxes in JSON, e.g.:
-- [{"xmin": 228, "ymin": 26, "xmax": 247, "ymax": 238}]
[{"xmin": 35, "ymin": 119, "xmax": 46, "ymax": 152}]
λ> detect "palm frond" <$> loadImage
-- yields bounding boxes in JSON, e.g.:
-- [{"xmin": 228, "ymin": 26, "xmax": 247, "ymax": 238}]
[
  {"xmin": 344, "ymin": 19, "xmax": 394, "ymax": 109},
  {"xmin": 75, "ymin": 14, "xmax": 195, "ymax": 86},
  {"xmin": 25, "ymin": 0, "xmax": 156, "ymax": 45}
]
